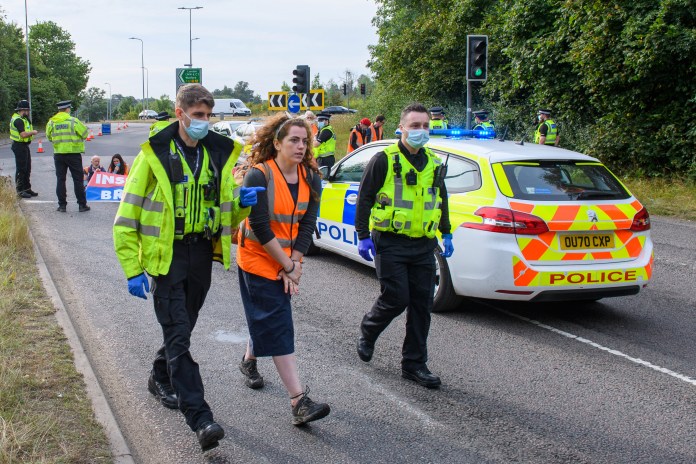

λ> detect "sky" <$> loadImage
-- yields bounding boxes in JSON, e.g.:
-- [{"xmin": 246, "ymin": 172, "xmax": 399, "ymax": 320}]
[{"xmin": 1, "ymin": 0, "xmax": 380, "ymax": 101}]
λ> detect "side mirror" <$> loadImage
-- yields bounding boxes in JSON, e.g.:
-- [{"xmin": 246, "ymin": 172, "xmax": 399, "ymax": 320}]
[{"xmin": 318, "ymin": 166, "xmax": 330, "ymax": 178}]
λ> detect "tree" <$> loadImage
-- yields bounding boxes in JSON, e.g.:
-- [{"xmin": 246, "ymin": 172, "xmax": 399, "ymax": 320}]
[
  {"xmin": 311, "ymin": 73, "xmax": 322, "ymax": 90},
  {"xmin": 280, "ymin": 81, "xmax": 291, "ymax": 92},
  {"xmin": 78, "ymin": 87, "xmax": 106, "ymax": 122},
  {"xmin": 115, "ymin": 96, "xmax": 137, "ymax": 119},
  {"xmin": 151, "ymin": 94, "xmax": 174, "ymax": 114},
  {"xmin": 212, "ymin": 81, "xmax": 261, "ymax": 103},
  {"xmin": 29, "ymin": 21, "xmax": 91, "ymax": 103}
]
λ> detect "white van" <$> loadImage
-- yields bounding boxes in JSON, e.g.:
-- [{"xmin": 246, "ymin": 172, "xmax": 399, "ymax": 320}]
[{"xmin": 212, "ymin": 98, "xmax": 251, "ymax": 117}]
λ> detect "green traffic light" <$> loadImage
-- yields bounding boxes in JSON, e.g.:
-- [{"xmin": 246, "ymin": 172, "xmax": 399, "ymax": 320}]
[{"xmin": 474, "ymin": 68, "xmax": 483, "ymax": 77}]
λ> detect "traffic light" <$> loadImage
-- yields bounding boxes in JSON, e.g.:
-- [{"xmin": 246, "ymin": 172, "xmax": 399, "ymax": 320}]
[
  {"xmin": 292, "ymin": 65, "xmax": 310, "ymax": 94},
  {"xmin": 342, "ymin": 83, "xmax": 347, "ymax": 96},
  {"xmin": 467, "ymin": 35, "xmax": 488, "ymax": 81},
  {"xmin": 360, "ymin": 83, "xmax": 366, "ymax": 95}
]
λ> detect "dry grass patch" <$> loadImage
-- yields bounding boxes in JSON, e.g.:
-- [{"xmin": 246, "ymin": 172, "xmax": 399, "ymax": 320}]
[
  {"xmin": 624, "ymin": 177, "xmax": 696, "ymax": 221},
  {"xmin": 0, "ymin": 176, "xmax": 111, "ymax": 463}
]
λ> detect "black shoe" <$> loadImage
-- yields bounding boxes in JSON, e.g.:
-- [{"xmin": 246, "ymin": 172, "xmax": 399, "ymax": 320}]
[
  {"xmin": 78, "ymin": 205, "xmax": 90, "ymax": 212},
  {"xmin": 239, "ymin": 355, "xmax": 264, "ymax": 389},
  {"xmin": 27, "ymin": 190, "xmax": 38, "ymax": 197},
  {"xmin": 147, "ymin": 373, "xmax": 178, "ymax": 409},
  {"xmin": 196, "ymin": 421, "xmax": 224, "ymax": 452},
  {"xmin": 292, "ymin": 387, "xmax": 330, "ymax": 426},
  {"xmin": 401, "ymin": 366, "xmax": 442, "ymax": 389},
  {"xmin": 56, "ymin": 206, "xmax": 66, "ymax": 212},
  {"xmin": 18, "ymin": 191, "xmax": 31, "ymax": 199},
  {"xmin": 357, "ymin": 337, "xmax": 374, "ymax": 362}
]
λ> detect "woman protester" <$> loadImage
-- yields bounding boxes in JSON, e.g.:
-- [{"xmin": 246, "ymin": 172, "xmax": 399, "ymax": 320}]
[
  {"xmin": 107, "ymin": 153, "xmax": 129, "ymax": 175},
  {"xmin": 235, "ymin": 113, "xmax": 329, "ymax": 426}
]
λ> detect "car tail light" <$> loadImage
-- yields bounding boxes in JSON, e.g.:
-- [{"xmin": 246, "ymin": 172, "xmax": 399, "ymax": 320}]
[
  {"xmin": 630, "ymin": 207, "xmax": 651, "ymax": 231},
  {"xmin": 463, "ymin": 207, "xmax": 549, "ymax": 235}
]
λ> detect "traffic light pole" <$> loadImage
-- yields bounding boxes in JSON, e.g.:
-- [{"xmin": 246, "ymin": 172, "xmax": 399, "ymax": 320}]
[{"xmin": 466, "ymin": 81, "xmax": 472, "ymax": 130}]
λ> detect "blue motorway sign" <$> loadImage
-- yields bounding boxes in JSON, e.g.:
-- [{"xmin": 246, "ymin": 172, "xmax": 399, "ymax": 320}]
[{"xmin": 287, "ymin": 94, "xmax": 301, "ymax": 114}]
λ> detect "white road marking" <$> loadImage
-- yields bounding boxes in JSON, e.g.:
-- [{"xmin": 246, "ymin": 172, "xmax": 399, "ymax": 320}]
[
  {"xmin": 486, "ymin": 304, "xmax": 696, "ymax": 387},
  {"xmin": 361, "ymin": 372, "xmax": 443, "ymax": 429}
]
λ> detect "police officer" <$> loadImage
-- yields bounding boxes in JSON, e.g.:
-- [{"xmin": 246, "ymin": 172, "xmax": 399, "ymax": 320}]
[
  {"xmin": 113, "ymin": 84, "xmax": 262, "ymax": 452},
  {"xmin": 355, "ymin": 103, "xmax": 454, "ymax": 388},
  {"xmin": 313, "ymin": 112, "xmax": 336, "ymax": 169},
  {"xmin": 428, "ymin": 106, "xmax": 448, "ymax": 130},
  {"xmin": 46, "ymin": 101, "xmax": 90, "ymax": 212},
  {"xmin": 534, "ymin": 109, "xmax": 560, "ymax": 146},
  {"xmin": 149, "ymin": 111, "xmax": 172, "ymax": 137},
  {"xmin": 473, "ymin": 110, "xmax": 495, "ymax": 131},
  {"xmin": 9, "ymin": 100, "xmax": 39, "ymax": 198}
]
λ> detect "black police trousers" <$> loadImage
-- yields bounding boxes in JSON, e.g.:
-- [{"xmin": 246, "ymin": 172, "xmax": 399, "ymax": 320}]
[
  {"xmin": 151, "ymin": 238, "xmax": 214, "ymax": 431},
  {"xmin": 360, "ymin": 232, "xmax": 437, "ymax": 370},
  {"xmin": 317, "ymin": 155, "xmax": 335, "ymax": 170},
  {"xmin": 12, "ymin": 142, "xmax": 31, "ymax": 193},
  {"xmin": 53, "ymin": 153, "xmax": 86, "ymax": 207}
]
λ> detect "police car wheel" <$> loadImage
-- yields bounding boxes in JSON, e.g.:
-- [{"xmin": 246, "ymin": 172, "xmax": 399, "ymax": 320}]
[{"xmin": 432, "ymin": 251, "xmax": 461, "ymax": 313}]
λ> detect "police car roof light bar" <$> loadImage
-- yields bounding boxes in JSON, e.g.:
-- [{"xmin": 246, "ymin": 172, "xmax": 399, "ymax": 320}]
[{"xmin": 430, "ymin": 129, "xmax": 497, "ymax": 139}]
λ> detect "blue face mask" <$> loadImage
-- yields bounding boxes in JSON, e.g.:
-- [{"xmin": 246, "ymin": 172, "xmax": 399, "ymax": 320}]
[
  {"xmin": 183, "ymin": 112, "xmax": 209, "ymax": 140},
  {"xmin": 405, "ymin": 129, "xmax": 429, "ymax": 149},
  {"xmin": 317, "ymin": 121, "xmax": 326, "ymax": 129}
]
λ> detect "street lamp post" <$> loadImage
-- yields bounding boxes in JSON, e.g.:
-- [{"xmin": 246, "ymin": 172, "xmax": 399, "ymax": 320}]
[
  {"xmin": 144, "ymin": 68, "xmax": 149, "ymax": 110},
  {"xmin": 178, "ymin": 6, "xmax": 202, "ymax": 67},
  {"xmin": 24, "ymin": 0, "xmax": 32, "ymax": 120},
  {"xmin": 128, "ymin": 37, "xmax": 145, "ymax": 112},
  {"xmin": 104, "ymin": 82, "xmax": 112, "ymax": 120}
]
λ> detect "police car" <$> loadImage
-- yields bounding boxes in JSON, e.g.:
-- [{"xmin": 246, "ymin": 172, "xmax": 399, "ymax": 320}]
[{"xmin": 311, "ymin": 130, "xmax": 653, "ymax": 312}]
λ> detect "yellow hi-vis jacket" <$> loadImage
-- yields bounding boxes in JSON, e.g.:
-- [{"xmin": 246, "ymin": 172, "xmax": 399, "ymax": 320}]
[
  {"xmin": 315, "ymin": 125, "xmax": 336, "ymax": 158},
  {"xmin": 9, "ymin": 113, "xmax": 33, "ymax": 142},
  {"xmin": 370, "ymin": 143, "xmax": 443, "ymax": 239},
  {"xmin": 534, "ymin": 119, "xmax": 558, "ymax": 145},
  {"xmin": 149, "ymin": 120, "xmax": 172, "ymax": 137},
  {"xmin": 46, "ymin": 111, "xmax": 88, "ymax": 153},
  {"xmin": 113, "ymin": 122, "xmax": 249, "ymax": 279}
]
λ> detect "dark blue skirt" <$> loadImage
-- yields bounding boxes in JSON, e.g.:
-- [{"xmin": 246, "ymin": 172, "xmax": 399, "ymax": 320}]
[{"xmin": 238, "ymin": 268, "xmax": 294, "ymax": 357}]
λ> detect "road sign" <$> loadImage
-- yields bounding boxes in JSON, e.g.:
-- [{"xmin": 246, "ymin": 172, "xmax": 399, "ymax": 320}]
[
  {"xmin": 175, "ymin": 67, "xmax": 203, "ymax": 92},
  {"xmin": 300, "ymin": 89, "xmax": 325, "ymax": 111},
  {"xmin": 268, "ymin": 92, "xmax": 288, "ymax": 110},
  {"xmin": 287, "ymin": 94, "xmax": 301, "ymax": 114}
]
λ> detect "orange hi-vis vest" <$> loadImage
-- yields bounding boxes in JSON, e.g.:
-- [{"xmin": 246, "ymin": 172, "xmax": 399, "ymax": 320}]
[
  {"xmin": 369, "ymin": 124, "xmax": 383, "ymax": 142},
  {"xmin": 347, "ymin": 126, "xmax": 365, "ymax": 154},
  {"xmin": 237, "ymin": 160, "xmax": 311, "ymax": 280}
]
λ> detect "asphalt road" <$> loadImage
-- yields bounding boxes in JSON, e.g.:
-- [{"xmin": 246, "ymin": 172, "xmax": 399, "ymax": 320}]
[{"xmin": 2, "ymin": 123, "xmax": 694, "ymax": 463}]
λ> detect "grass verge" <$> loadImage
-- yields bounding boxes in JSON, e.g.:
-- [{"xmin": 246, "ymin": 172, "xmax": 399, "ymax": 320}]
[
  {"xmin": 0, "ymin": 176, "xmax": 111, "ymax": 463},
  {"xmin": 624, "ymin": 177, "xmax": 696, "ymax": 222}
]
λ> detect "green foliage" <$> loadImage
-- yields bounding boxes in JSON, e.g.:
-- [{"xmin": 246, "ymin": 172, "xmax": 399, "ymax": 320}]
[
  {"xmin": 150, "ymin": 94, "xmax": 174, "ymax": 114},
  {"xmin": 78, "ymin": 87, "xmax": 107, "ymax": 122},
  {"xmin": 369, "ymin": 0, "xmax": 696, "ymax": 177},
  {"xmin": 213, "ymin": 81, "xmax": 262, "ymax": 103}
]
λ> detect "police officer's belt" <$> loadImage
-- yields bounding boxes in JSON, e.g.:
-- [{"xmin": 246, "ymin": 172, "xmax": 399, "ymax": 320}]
[{"xmin": 179, "ymin": 233, "xmax": 209, "ymax": 244}]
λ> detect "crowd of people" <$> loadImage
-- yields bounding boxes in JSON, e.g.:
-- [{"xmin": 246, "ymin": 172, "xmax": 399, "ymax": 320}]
[{"xmin": 9, "ymin": 86, "xmax": 561, "ymax": 454}]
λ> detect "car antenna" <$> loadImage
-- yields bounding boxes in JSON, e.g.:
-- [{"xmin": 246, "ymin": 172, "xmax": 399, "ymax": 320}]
[
  {"xmin": 498, "ymin": 126, "xmax": 508, "ymax": 142},
  {"xmin": 515, "ymin": 134, "xmax": 526, "ymax": 145}
]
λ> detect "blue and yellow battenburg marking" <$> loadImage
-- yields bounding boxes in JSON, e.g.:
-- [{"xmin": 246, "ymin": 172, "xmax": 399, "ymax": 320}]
[
  {"xmin": 317, "ymin": 182, "xmax": 360, "ymax": 245},
  {"xmin": 394, "ymin": 128, "xmax": 497, "ymax": 139}
]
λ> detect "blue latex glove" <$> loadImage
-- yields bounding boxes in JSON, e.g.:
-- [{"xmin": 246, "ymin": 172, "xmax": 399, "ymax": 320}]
[
  {"xmin": 441, "ymin": 233, "xmax": 454, "ymax": 258},
  {"xmin": 358, "ymin": 237, "xmax": 376, "ymax": 261},
  {"xmin": 239, "ymin": 186, "xmax": 266, "ymax": 208},
  {"xmin": 127, "ymin": 273, "xmax": 150, "ymax": 299}
]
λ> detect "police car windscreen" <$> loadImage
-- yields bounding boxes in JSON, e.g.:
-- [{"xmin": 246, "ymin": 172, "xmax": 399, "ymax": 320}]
[{"xmin": 501, "ymin": 161, "xmax": 630, "ymax": 201}]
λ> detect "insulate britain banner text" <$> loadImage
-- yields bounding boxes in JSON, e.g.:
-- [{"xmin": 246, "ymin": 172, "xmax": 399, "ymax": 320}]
[{"xmin": 86, "ymin": 172, "xmax": 126, "ymax": 202}]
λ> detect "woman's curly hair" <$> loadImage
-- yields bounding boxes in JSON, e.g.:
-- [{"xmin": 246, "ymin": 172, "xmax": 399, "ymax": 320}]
[{"xmin": 247, "ymin": 112, "xmax": 318, "ymax": 175}]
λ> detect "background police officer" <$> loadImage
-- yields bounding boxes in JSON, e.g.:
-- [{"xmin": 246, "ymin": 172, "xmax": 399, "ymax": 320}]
[
  {"xmin": 534, "ymin": 108, "xmax": 560, "ymax": 146},
  {"xmin": 473, "ymin": 110, "xmax": 495, "ymax": 131},
  {"xmin": 313, "ymin": 112, "xmax": 336, "ymax": 169},
  {"xmin": 428, "ymin": 106, "xmax": 448, "ymax": 130},
  {"xmin": 113, "ymin": 84, "xmax": 261, "ymax": 452},
  {"xmin": 149, "ymin": 111, "xmax": 172, "ymax": 137},
  {"xmin": 354, "ymin": 103, "xmax": 454, "ymax": 389},
  {"xmin": 46, "ymin": 100, "xmax": 90, "ymax": 212},
  {"xmin": 9, "ymin": 100, "xmax": 39, "ymax": 198}
]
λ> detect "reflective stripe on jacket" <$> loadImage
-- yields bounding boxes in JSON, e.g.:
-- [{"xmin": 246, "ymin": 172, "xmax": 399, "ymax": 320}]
[
  {"xmin": 534, "ymin": 119, "xmax": 558, "ymax": 145},
  {"xmin": 149, "ymin": 120, "xmax": 172, "ymax": 137},
  {"xmin": 113, "ymin": 122, "xmax": 247, "ymax": 278},
  {"xmin": 10, "ymin": 113, "xmax": 33, "ymax": 142},
  {"xmin": 473, "ymin": 121, "xmax": 495, "ymax": 131},
  {"xmin": 237, "ymin": 160, "xmax": 311, "ymax": 280},
  {"xmin": 370, "ymin": 143, "xmax": 443, "ymax": 239},
  {"xmin": 46, "ymin": 112, "xmax": 88, "ymax": 153},
  {"xmin": 315, "ymin": 125, "xmax": 336, "ymax": 158},
  {"xmin": 429, "ymin": 119, "xmax": 448, "ymax": 130}
]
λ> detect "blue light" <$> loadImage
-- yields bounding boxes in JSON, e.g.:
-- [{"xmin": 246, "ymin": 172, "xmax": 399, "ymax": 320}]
[{"xmin": 430, "ymin": 129, "xmax": 496, "ymax": 139}]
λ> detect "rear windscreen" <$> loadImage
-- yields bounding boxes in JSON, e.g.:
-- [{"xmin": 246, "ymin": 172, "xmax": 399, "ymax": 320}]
[{"xmin": 499, "ymin": 161, "xmax": 630, "ymax": 201}]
